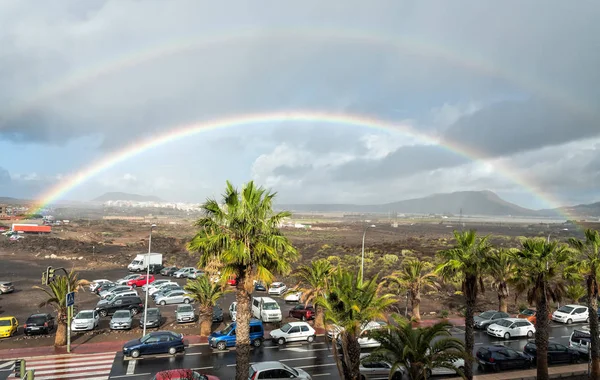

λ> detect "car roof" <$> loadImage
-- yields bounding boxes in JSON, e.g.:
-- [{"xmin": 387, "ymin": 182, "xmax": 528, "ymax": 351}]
[
  {"xmin": 271, "ymin": 282, "xmax": 284, "ymax": 285},
  {"xmin": 501, "ymin": 318, "xmax": 528, "ymax": 322},
  {"xmin": 481, "ymin": 345, "xmax": 511, "ymax": 351},
  {"xmin": 563, "ymin": 304, "xmax": 585, "ymax": 308},
  {"xmin": 287, "ymin": 321, "xmax": 310, "ymax": 327},
  {"xmin": 28, "ymin": 313, "xmax": 49, "ymax": 318},
  {"xmin": 0, "ymin": 316, "xmax": 16, "ymax": 320},
  {"xmin": 251, "ymin": 361, "xmax": 287, "ymax": 371}
]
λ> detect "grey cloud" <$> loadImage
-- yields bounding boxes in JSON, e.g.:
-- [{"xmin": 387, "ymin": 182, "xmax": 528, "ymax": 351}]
[
  {"xmin": 0, "ymin": 167, "xmax": 11, "ymax": 184},
  {"xmin": 273, "ymin": 164, "xmax": 314, "ymax": 177}
]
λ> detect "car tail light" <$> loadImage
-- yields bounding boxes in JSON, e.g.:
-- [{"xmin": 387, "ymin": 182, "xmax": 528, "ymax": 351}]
[
  {"xmin": 250, "ymin": 372, "xmax": 257, "ymax": 380},
  {"xmin": 44, "ymin": 322, "xmax": 48, "ymax": 327},
  {"xmin": 23, "ymin": 324, "xmax": 27, "ymax": 329},
  {"xmin": 489, "ymin": 357, "xmax": 494, "ymax": 363}
]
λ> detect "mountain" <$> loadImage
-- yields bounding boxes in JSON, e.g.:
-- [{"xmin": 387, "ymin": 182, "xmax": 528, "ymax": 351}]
[
  {"xmin": 539, "ymin": 201, "xmax": 600, "ymax": 218},
  {"xmin": 278, "ymin": 190, "xmax": 537, "ymax": 216},
  {"xmin": 92, "ymin": 192, "xmax": 165, "ymax": 203}
]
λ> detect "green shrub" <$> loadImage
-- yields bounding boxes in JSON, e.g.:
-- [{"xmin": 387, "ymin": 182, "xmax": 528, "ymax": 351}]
[{"xmin": 440, "ymin": 310, "xmax": 449, "ymax": 318}]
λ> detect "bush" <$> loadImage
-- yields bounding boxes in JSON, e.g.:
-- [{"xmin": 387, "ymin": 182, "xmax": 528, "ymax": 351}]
[{"xmin": 440, "ymin": 310, "xmax": 449, "ymax": 318}]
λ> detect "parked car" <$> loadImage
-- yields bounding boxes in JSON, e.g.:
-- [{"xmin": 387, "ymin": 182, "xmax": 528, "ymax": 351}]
[
  {"xmin": 329, "ymin": 321, "xmax": 386, "ymax": 349},
  {"xmin": 160, "ymin": 266, "xmax": 179, "ymax": 276},
  {"xmin": 248, "ymin": 362, "xmax": 312, "ymax": 380},
  {"xmin": 187, "ymin": 269, "xmax": 204, "ymax": 279},
  {"xmin": 99, "ymin": 285, "xmax": 133, "ymax": 299},
  {"xmin": 213, "ymin": 305, "xmax": 224, "ymax": 323},
  {"xmin": 360, "ymin": 359, "xmax": 404, "ymax": 380},
  {"xmin": 23, "ymin": 313, "xmax": 54, "ymax": 335},
  {"xmin": 0, "ymin": 281, "xmax": 14, "ymax": 294},
  {"xmin": 140, "ymin": 308, "xmax": 162, "ymax": 329},
  {"xmin": 517, "ymin": 307, "xmax": 552, "ymax": 324},
  {"xmin": 552, "ymin": 304, "xmax": 589, "ymax": 324},
  {"xmin": 98, "ymin": 290, "xmax": 138, "ymax": 306},
  {"xmin": 523, "ymin": 342, "xmax": 580, "ymax": 364},
  {"xmin": 0, "ymin": 316, "xmax": 18, "ymax": 338},
  {"xmin": 176, "ymin": 304, "xmax": 197, "ymax": 324},
  {"xmin": 173, "ymin": 267, "xmax": 195, "ymax": 278},
  {"xmin": 270, "ymin": 321, "xmax": 316, "ymax": 345},
  {"xmin": 289, "ymin": 304, "xmax": 315, "ymax": 321},
  {"xmin": 229, "ymin": 302, "xmax": 237, "ymax": 321},
  {"xmin": 569, "ymin": 328, "xmax": 592, "ymax": 355},
  {"xmin": 116, "ymin": 274, "xmax": 143, "ymax": 285},
  {"xmin": 284, "ymin": 291, "xmax": 302, "ymax": 303},
  {"xmin": 474, "ymin": 310, "xmax": 511, "ymax": 329},
  {"xmin": 427, "ymin": 358, "xmax": 466, "ymax": 377},
  {"xmin": 268, "ymin": 282, "xmax": 287, "ymax": 296},
  {"xmin": 151, "ymin": 369, "xmax": 220, "ymax": 380},
  {"xmin": 127, "ymin": 274, "xmax": 155, "ymax": 288},
  {"xmin": 151, "ymin": 283, "xmax": 181, "ymax": 298},
  {"xmin": 122, "ymin": 331, "xmax": 186, "ymax": 358},
  {"xmin": 476, "ymin": 345, "xmax": 533, "ymax": 372},
  {"xmin": 148, "ymin": 264, "xmax": 164, "ymax": 274},
  {"xmin": 89, "ymin": 279, "xmax": 112, "ymax": 293},
  {"xmin": 486, "ymin": 318, "xmax": 535, "ymax": 339},
  {"xmin": 96, "ymin": 295, "xmax": 144, "ymax": 317},
  {"xmin": 254, "ymin": 281, "xmax": 266, "ymax": 291},
  {"xmin": 110, "ymin": 310, "xmax": 133, "ymax": 330},
  {"xmin": 155, "ymin": 290, "xmax": 193, "ymax": 306},
  {"xmin": 143, "ymin": 279, "xmax": 171, "ymax": 292},
  {"xmin": 95, "ymin": 282, "xmax": 118, "ymax": 295},
  {"xmin": 208, "ymin": 319, "xmax": 264, "ymax": 350},
  {"xmin": 227, "ymin": 276, "xmax": 237, "ymax": 286},
  {"xmin": 71, "ymin": 310, "xmax": 99, "ymax": 331}
]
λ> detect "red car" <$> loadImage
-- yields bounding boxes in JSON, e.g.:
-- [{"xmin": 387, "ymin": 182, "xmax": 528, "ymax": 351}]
[
  {"xmin": 127, "ymin": 274, "xmax": 155, "ymax": 288},
  {"xmin": 227, "ymin": 276, "xmax": 237, "ymax": 286},
  {"xmin": 152, "ymin": 369, "xmax": 219, "ymax": 380},
  {"xmin": 289, "ymin": 304, "xmax": 315, "ymax": 321}
]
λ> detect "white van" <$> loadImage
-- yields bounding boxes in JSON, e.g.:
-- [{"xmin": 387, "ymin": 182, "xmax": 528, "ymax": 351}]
[
  {"xmin": 252, "ymin": 297, "xmax": 282, "ymax": 322},
  {"xmin": 552, "ymin": 305, "xmax": 589, "ymax": 324}
]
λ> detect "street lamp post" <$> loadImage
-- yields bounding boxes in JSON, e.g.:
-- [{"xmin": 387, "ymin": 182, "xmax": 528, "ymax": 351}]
[
  {"xmin": 142, "ymin": 224, "xmax": 156, "ymax": 337},
  {"xmin": 360, "ymin": 224, "xmax": 375, "ymax": 280}
]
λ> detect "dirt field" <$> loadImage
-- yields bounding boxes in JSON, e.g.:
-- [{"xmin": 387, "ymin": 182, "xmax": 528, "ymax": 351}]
[{"xmin": 1, "ymin": 217, "xmax": 598, "ymax": 349}]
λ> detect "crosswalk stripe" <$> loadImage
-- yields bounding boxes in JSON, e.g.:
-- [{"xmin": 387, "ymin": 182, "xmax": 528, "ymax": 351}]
[
  {"xmin": 35, "ymin": 369, "xmax": 113, "ymax": 380},
  {"xmin": 0, "ymin": 361, "xmax": 14, "ymax": 369},
  {"xmin": 26, "ymin": 356, "xmax": 115, "ymax": 367},
  {"xmin": 27, "ymin": 360, "xmax": 114, "ymax": 371},
  {"xmin": 18, "ymin": 352, "xmax": 116, "ymax": 380},
  {"xmin": 33, "ymin": 364, "xmax": 113, "ymax": 375},
  {"xmin": 13, "ymin": 351, "xmax": 116, "ymax": 361}
]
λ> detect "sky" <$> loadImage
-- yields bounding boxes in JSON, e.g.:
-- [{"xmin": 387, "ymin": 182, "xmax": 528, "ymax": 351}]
[{"xmin": 0, "ymin": 0, "xmax": 599, "ymax": 209}]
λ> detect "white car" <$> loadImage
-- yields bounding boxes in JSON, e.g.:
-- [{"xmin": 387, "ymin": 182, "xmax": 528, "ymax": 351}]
[
  {"xmin": 148, "ymin": 282, "xmax": 179, "ymax": 296},
  {"xmin": 487, "ymin": 318, "xmax": 535, "ymax": 339},
  {"xmin": 229, "ymin": 302, "xmax": 237, "ymax": 321},
  {"xmin": 284, "ymin": 291, "xmax": 302, "ymax": 303},
  {"xmin": 270, "ymin": 321, "xmax": 316, "ymax": 345},
  {"xmin": 173, "ymin": 267, "xmax": 195, "ymax": 278},
  {"xmin": 552, "ymin": 304, "xmax": 589, "ymax": 324},
  {"xmin": 99, "ymin": 285, "xmax": 133, "ymax": 299},
  {"xmin": 115, "ymin": 274, "xmax": 142, "ymax": 285},
  {"xmin": 89, "ymin": 279, "xmax": 111, "ymax": 292},
  {"xmin": 142, "ymin": 279, "xmax": 172, "ymax": 292},
  {"xmin": 71, "ymin": 310, "xmax": 99, "ymax": 331},
  {"xmin": 268, "ymin": 282, "xmax": 287, "ymax": 296},
  {"xmin": 428, "ymin": 358, "xmax": 466, "ymax": 377},
  {"xmin": 330, "ymin": 321, "xmax": 386, "ymax": 349}
]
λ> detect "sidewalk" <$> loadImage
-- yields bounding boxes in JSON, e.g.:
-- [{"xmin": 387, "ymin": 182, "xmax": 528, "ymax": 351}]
[{"xmin": 470, "ymin": 363, "xmax": 588, "ymax": 380}]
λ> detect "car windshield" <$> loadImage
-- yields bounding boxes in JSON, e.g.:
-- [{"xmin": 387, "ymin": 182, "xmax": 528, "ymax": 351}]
[
  {"xmin": 495, "ymin": 319, "xmax": 513, "ymax": 327},
  {"xmin": 140, "ymin": 334, "xmax": 155, "ymax": 343},
  {"xmin": 147, "ymin": 309, "xmax": 159, "ymax": 317},
  {"xmin": 106, "ymin": 294, "xmax": 116, "ymax": 301},
  {"xmin": 558, "ymin": 306, "xmax": 574, "ymax": 313},
  {"xmin": 282, "ymin": 363, "xmax": 298, "ymax": 377},
  {"xmin": 521, "ymin": 309, "xmax": 535, "ymax": 316},
  {"xmin": 178, "ymin": 305, "xmax": 193, "ymax": 312},
  {"xmin": 222, "ymin": 324, "xmax": 234, "ymax": 335},
  {"xmin": 479, "ymin": 311, "xmax": 495, "ymax": 319},
  {"xmin": 272, "ymin": 283, "xmax": 283, "ymax": 288},
  {"xmin": 113, "ymin": 311, "xmax": 130, "ymax": 318},
  {"xmin": 280, "ymin": 323, "xmax": 292, "ymax": 333},
  {"xmin": 0, "ymin": 320, "xmax": 11, "ymax": 326},
  {"xmin": 27, "ymin": 316, "xmax": 47, "ymax": 324},
  {"xmin": 76, "ymin": 312, "xmax": 94, "ymax": 319},
  {"xmin": 262, "ymin": 302, "xmax": 279, "ymax": 310}
]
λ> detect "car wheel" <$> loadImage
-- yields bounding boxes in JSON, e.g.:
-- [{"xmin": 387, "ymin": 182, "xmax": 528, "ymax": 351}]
[
  {"xmin": 307, "ymin": 335, "xmax": 315, "ymax": 343},
  {"xmin": 131, "ymin": 350, "xmax": 140, "ymax": 358},
  {"xmin": 131, "ymin": 308, "xmax": 139, "ymax": 315},
  {"xmin": 504, "ymin": 332, "xmax": 511, "ymax": 340},
  {"xmin": 391, "ymin": 374, "xmax": 402, "ymax": 380},
  {"xmin": 184, "ymin": 298, "xmax": 190, "ymax": 304},
  {"xmin": 527, "ymin": 330, "xmax": 534, "ymax": 338},
  {"xmin": 99, "ymin": 310, "xmax": 108, "ymax": 317},
  {"xmin": 277, "ymin": 337, "xmax": 285, "ymax": 345},
  {"xmin": 301, "ymin": 315, "xmax": 307, "ymax": 321},
  {"xmin": 567, "ymin": 319, "xmax": 573, "ymax": 324},
  {"xmin": 253, "ymin": 339, "xmax": 262, "ymax": 347},
  {"xmin": 216, "ymin": 341, "xmax": 227, "ymax": 351},
  {"xmin": 160, "ymin": 300, "xmax": 166, "ymax": 306},
  {"xmin": 168, "ymin": 347, "xmax": 177, "ymax": 355},
  {"xmin": 586, "ymin": 317, "xmax": 590, "ymax": 323}
]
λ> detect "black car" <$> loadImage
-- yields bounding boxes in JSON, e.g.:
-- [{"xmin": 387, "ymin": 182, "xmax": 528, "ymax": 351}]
[
  {"xmin": 523, "ymin": 342, "xmax": 580, "ymax": 364},
  {"xmin": 96, "ymin": 296, "xmax": 144, "ymax": 317},
  {"xmin": 148, "ymin": 264, "xmax": 164, "ymax": 274},
  {"xmin": 254, "ymin": 281, "xmax": 266, "ymax": 291},
  {"xmin": 476, "ymin": 345, "xmax": 533, "ymax": 372},
  {"xmin": 123, "ymin": 331, "xmax": 186, "ymax": 358},
  {"xmin": 160, "ymin": 266, "xmax": 179, "ymax": 276},
  {"xmin": 212, "ymin": 305, "xmax": 224, "ymax": 323},
  {"xmin": 24, "ymin": 313, "xmax": 55, "ymax": 335},
  {"xmin": 140, "ymin": 308, "xmax": 162, "ymax": 329},
  {"xmin": 95, "ymin": 282, "xmax": 117, "ymax": 295}
]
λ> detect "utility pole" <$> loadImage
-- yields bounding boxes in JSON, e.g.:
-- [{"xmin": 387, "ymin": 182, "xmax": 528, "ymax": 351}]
[{"xmin": 142, "ymin": 224, "xmax": 156, "ymax": 337}]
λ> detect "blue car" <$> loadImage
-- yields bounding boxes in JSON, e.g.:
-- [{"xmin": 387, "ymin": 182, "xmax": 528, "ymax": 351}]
[
  {"xmin": 209, "ymin": 319, "xmax": 264, "ymax": 350},
  {"xmin": 123, "ymin": 331, "xmax": 185, "ymax": 358}
]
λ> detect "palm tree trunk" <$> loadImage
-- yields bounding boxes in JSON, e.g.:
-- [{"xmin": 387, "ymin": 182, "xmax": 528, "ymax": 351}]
[
  {"xmin": 463, "ymin": 276, "xmax": 476, "ymax": 380},
  {"xmin": 498, "ymin": 283, "xmax": 509, "ymax": 313},
  {"xmin": 411, "ymin": 293, "xmax": 421, "ymax": 322},
  {"xmin": 587, "ymin": 274, "xmax": 600, "ymax": 378},
  {"xmin": 198, "ymin": 306, "xmax": 213, "ymax": 337},
  {"xmin": 315, "ymin": 306, "xmax": 325, "ymax": 329},
  {"xmin": 235, "ymin": 275, "xmax": 252, "ymax": 380},
  {"xmin": 535, "ymin": 280, "xmax": 549, "ymax": 380},
  {"xmin": 345, "ymin": 335, "xmax": 362, "ymax": 380},
  {"xmin": 54, "ymin": 322, "xmax": 67, "ymax": 346}
]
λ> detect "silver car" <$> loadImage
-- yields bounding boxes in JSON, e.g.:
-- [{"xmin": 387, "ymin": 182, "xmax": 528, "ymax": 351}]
[
  {"xmin": 99, "ymin": 285, "xmax": 133, "ymax": 299},
  {"xmin": 0, "ymin": 281, "xmax": 14, "ymax": 294},
  {"xmin": 176, "ymin": 304, "xmax": 196, "ymax": 323},
  {"xmin": 110, "ymin": 310, "xmax": 133, "ymax": 330},
  {"xmin": 155, "ymin": 290, "xmax": 193, "ymax": 306},
  {"xmin": 249, "ymin": 362, "xmax": 312, "ymax": 380}
]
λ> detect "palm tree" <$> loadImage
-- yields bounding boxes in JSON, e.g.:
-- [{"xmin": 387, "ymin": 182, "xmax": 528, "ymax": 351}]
[
  {"xmin": 510, "ymin": 238, "xmax": 569, "ymax": 380},
  {"xmin": 485, "ymin": 248, "xmax": 517, "ymax": 313},
  {"xmin": 366, "ymin": 315, "xmax": 467, "ymax": 380},
  {"xmin": 184, "ymin": 276, "xmax": 226, "ymax": 336},
  {"xmin": 293, "ymin": 259, "xmax": 334, "ymax": 329},
  {"xmin": 436, "ymin": 230, "xmax": 491, "ymax": 380},
  {"xmin": 565, "ymin": 283, "xmax": 586, "ymax": 304},
  {"xmin": 568, "ymin": 229, "xmax": 600, "ymax": 378},
  {"xmin": 318, "ymin": 268, "xmax": 395, "ymax": 380},
  {"xmin": 33, "ymin": 270, "xmax": 89, "ymax": 346},
  {"xmin": 188, "ymin": 181, "xmax": 298, "ymax": 380},
  {"xmin": 385, "ymin": 258, "xmax": 439, "ymax": 322}
]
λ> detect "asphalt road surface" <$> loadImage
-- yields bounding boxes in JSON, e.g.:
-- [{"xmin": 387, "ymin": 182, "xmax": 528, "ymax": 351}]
[{"xmin": 104, "ymin": 321, "xmax": 590, "ymax": 380}]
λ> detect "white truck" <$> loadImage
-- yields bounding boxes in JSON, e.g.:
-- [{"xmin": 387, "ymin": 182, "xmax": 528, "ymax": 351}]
[{"xmin": 127, "ymin": 253, "xmax": 163, "ymax": 272}]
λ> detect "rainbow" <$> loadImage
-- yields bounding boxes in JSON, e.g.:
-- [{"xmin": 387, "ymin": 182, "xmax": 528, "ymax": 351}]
[
  {"xmin": 30, "ymin": 110, "xmax": 571, "ymax": 220},
  {"xmin": 1, "ymin": 28, "xmax": 593, "ymax": 127}
]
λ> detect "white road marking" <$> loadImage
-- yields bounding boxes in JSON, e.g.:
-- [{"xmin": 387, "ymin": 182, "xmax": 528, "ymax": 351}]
[
  {"xmin": 561, "ymin": 335, "xmax": 571, "ymax": 338},
  {"xmin": 0, "ymin": 362, "xmax": 14, "ymax": 370},
  {"xmin": 126, "ymin": 360, "xmax": 137, "ymax": 375},
  {"xmin": 312, "ymin": 374, "xmax": 331, "ymax": 377},
  {"xmin": 110, "ymin": 373, "xmax": 151, "ymax": 379}
]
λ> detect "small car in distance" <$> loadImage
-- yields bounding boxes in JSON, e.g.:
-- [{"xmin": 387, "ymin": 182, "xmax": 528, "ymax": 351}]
[
  {"xmin": 116, "ymin": 274, "xmax": 143, "ymax": 285},
  {"xmin": 284, "ymin": 291, "xmax": 302, "ymax": 303},
  {"xmin": 100, "ymin": 285, "xmax": 133, "ymax": 299},
  {"xmin": 128, "ymin": 274, "xmax": 155, "ymax": 288},
  {"xmin": 476, "ymin": 345, "xmax": 532, "ymax": 372},
  {"xmin": 523, "ymin": 342, "xmax": 580, "ymax": 364},
  {"xmin": 122, "ymin": 331, "xmax": 186, "ymax": 358},
  {"xmin": 155, "ymin": 290, "xmax": 193, "ymax": 306},
  {"xmin": 110, "ymin": 310, "xmax": 133, "ymax": 330},
  {"xmin": 187, "ymin": 269, "xmax": 204, "ymax": 279},
  {"xmin": 248, "ymin": 361, "xmax": 312, "ymax": 380},
  {"xmin": 0, "ymin": 281, "xmax": 14, "ymax": 294},
  {"xmin": 143, "ymin": 279, "xmax": 171, "ymax": 292},
  {"xmin": 0, "ymin": 316, "xmax": 18, "ymax": 338},
  {"xmin": 140, "ymin": 308, "xmax": 162, "ymax": 329},
  {"xmin": 71, "ymin": 310, "xmax": 99, "ymax": 332},
  {"xmin": 176, "ymin": 304, "xmax": 196, "ymax": 324},
  {"xmin": 229, "ymin": 302, "xmax": 237, "ymax": 322},
  {"xmin": 152, "ymin": 369, "xmax": 220, "ymax": 380},
  {"xmin": 213, "ymin": 305, "xmax": 224, "ymax": 323},
  {"xmin": 173, "ymin": 267, "xmax": 195, "ymax": 278},
  {"xmin": 486, "ymin": 318, "xmax": 535, "ymax": 339},
  {"xmin": 552, "ymin": 305, "xmax": 589, "ymax": 324},
  {"xmin": 270, "ymin": 321, "xmax": 316, "ymax": 345},
  {"xmin": 289, "ymin": 304, "xmax": 315, "ymax": 321},
  {"xmin": 160, "ymin": 266, "xmax": 179, "ymax": 276},
  {"xmin": 268, "ymin": 282, "xmax": 287, "ymax": 296},
  {"xmin": 517, "ymin": 308, "xmax": 552, "ymax": 324},
  {"xmin": 254, "ymin": 281, "xmax": 266, "ymax": 291},
  {"xmin": 474, "ymin": 310, "xmax": 510, "ymax": 329},
  {"xmin": 23, "ymin": 313, "xmax": 54, "ymax": 335},
  {"xmin": 89, "ymin": 279, "xmax": 112, "ymax": 293}
]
